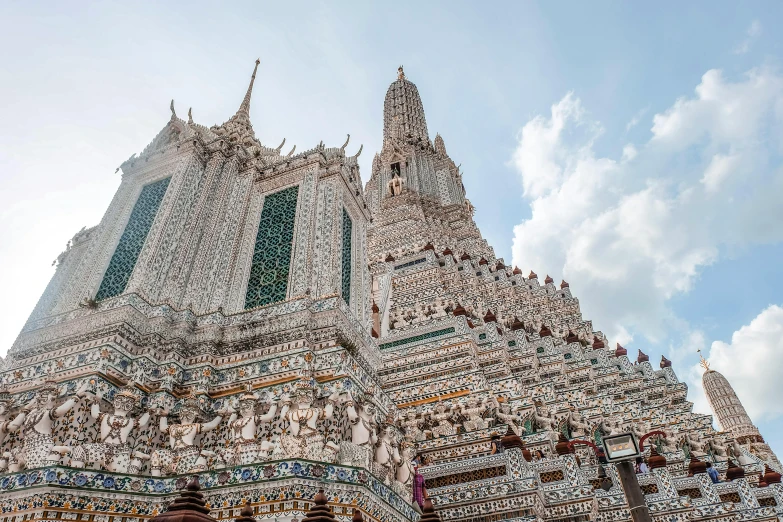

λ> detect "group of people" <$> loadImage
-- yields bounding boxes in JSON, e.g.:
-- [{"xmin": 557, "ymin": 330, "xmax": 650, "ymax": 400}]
[{"xmin": 635, "ymin": 456, "xmax": 720, "ymax": 483}]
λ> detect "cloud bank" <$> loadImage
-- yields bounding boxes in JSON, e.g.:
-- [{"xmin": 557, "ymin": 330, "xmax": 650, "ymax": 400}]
[{"xmin": 510, "ymin": 66, "xmax": 783, "ymax": 347}]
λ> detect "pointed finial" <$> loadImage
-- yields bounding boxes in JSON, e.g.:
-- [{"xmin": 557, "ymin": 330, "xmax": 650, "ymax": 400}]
[
  {"xmin": 170, "ymin": 99, "xmax": 176, "ymax": 119},
  {"xmin": 187, "ymin": 107, "xmax": 193, "ymax": 124},
  {"xmin": 698, "ymin": 349, "xmax": 710, "ymax": 372},
  {"xmin": 287, "ymin": 145, "xmax": 296, "ymax": 157},
  {"xmin": 398, "ymin": 65, "xmax": 405, "ymax": 80},
  {"xmin": 341, "ymin": 134, "xmax": 350, "ymax": 151},
  {"xmin": 237, "ymin": 59, "xmax": 261, "ymax": 118},
  {"xmin": 275, "ymin": 137, "xmax": 286, "ymax": 152}
]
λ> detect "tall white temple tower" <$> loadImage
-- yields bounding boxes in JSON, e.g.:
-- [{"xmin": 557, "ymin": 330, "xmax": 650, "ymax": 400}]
[
  {"xmin": 0, "ymin": 63, "xmax": 781, "ymax": 522},
  {"xmin": 700, "ymin": 354, "xmax": 780, "ymax": 467}
]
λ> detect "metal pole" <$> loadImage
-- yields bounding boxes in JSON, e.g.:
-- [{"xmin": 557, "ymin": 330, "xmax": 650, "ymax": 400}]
[{"xmin": 615, "ymin": 460, "xmax": 652, "ymax": 522}]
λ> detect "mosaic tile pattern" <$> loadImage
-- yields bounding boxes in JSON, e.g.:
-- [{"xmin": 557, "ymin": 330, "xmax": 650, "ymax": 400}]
[
  {"xmin": 341, "ymin": 209, "xmax": 353, "ymax": 305},
  {"xmin": 95, "ymin": 177, "xmax": 170, "ymax": 300},
  {"xmin": 244, "ymin": 185, "xmax": 299, "ymax": 309}
]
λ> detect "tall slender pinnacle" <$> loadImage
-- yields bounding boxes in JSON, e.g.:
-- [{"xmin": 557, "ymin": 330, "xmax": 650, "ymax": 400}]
[{"xmin": 237, "ymin": 59, "xmax": 261, "ymax": 118}]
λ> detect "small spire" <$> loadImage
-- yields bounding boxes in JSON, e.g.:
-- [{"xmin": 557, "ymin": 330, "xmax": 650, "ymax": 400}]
[
  {"xmin": 188, "ymin": 107, "xmax": 193, "ymax": 124},
  {"xmin": 235, "ymin": 501, "xmax": 256, "ymax": 522},
  {"xmin": 397, "ymin": 65, "xmax": 405, "ymax": 80},
  {"xmin": 170, "ymin": 99, "xmax": 176, "ymax": 119},
  {"xmin": 237, "ymin": 59, "xmax": 260, "ymax": 118}
]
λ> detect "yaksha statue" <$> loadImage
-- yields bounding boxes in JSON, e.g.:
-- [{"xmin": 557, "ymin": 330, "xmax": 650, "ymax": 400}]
[
  {"xmin": 566, "ymin": 408, "xmax": 591, "ymax": 437},
  {"xmin": 429, "ymin": 401, "xmax": 455, "ymax": 438},
  {"xmin": 71, "ymin": 381, "xmax": 151, "ymax": 473},
  {"xmin": 460, "ymin": 396, "xmax": 489, "ymax": 432},
  {"xmin": 7, "ymin": 378, "xmax": 88, "ymax": 469},
  {"xmin": 374, "ymin": 414, "xmax": 401, "ymax": 485},
  {"xmin": 150, "ymin": 391, "xmax": 223, "ymax": 476},
  {"xmin": 345, "ymin": 391, "xmax": 378, "ymax": 447},
  {"xmin": 338, "ymin": 391, "xmax": 378, "ymax": 468},
  {"xmin": 495, "ymin": 401, "xmax": 525, "ymax": 436},
  {"xmin": 276, "ymin": 376, "xmax": 339, "ymax": 462},
  {"xmin": 400, "ymin": 409, "xmax": 426, "ymax": 441},
  {"xmin": 394, "ymin": 438, "xmax": 416, "ymax": 501},
  {"xmin": 221, "ymin": 385, "xmax": 278, "ymax": 466},
  {"xmin": 0, "ymin": 388, "xmax": 15, "ymax": 472}
]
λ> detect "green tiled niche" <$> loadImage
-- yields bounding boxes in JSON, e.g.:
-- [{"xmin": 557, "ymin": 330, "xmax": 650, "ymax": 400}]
[
  {"xmin": 95, "ymin": 177, "xmax": 171, "ymax": 300},
  {"xmin": 341, "ymin": 209, "xmax": 353, "ymax": 305},
  {"xmin": 244, "ymin": 185, "xmax": 299, "ymax": 309}
]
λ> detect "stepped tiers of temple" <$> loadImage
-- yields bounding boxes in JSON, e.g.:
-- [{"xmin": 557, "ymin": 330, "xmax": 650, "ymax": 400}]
[{"xmin": 0, "ymin": 62, "xmax": 779, "ymax": 522}]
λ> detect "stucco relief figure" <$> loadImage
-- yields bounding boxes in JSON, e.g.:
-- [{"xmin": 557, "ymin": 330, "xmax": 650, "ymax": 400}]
[
  {"xmin": 460, "ymin": 396, "xmax": 489, "ymax": 432},
  {"xmin": 400, "ymin": 410, "xmax": 426, "ymax": 441},
  {"xmin": 566, "ymin": 409, "xmax": 591, "ymax": 437},
  {"xmin": 629, "ymin": 422, "xmax": 649, "ymax": 446},
  {"xmin": 276, "ymin": 377, "xmax": 340, "ymax": 463},
  {"xmin": 70, "ymin": 382, "xmax": 151, "ymax": 473},
  {"xmin": 0, "ymin": 390, "xmax": 14, "ymax": 472},
  {"xmin": 345, "ymin": 392, "xmax": 378, "ymax": 447},
  {"xmin": 655, "ymin": 428, "xmax": 679, "ymax": 453},
  {"xmin": 220, "ymin": 385, "xmax": 278, "ymax": 466},
  {"xmin": 7, "ymin": 378, "xmax": 88, "ymax": 469},
  {"xmin": 150, "ymin": 392, "xmax": 223, "ymax": 476},
  {"xmin": 496, "ymin": 402, "xmax": 525, "ymax": 435},
  {"xmin": 707, "ymin": 438, "xmax": 728, "ymax": 457},
  {"xmin": 683, "ymin": 430, "xmax": 707, "ymax": 457},
  {"xmin": 339, "ymin": 391, "xmax": 378, "ymax": 468},
  {"xmin": 729, "ymin": 440, "xmax": 755, "ymax": 466},
  {"xmin": 394, "ymin": 440, "xmax": 416, "ymax": 501},
  {"xmin": 533, "ymin": 407, "xmax": 556, "ymax": 432},
  {"xmin": 374, "ymin": 416, "xmax": 401, "ymax": 485},
  {"xmin": 429, "ymin": 401, "xmax": 455, "ymax": 438},
  {"xmin": 388, "ymin": 171, "xmax": 405, "ymax": 196}
]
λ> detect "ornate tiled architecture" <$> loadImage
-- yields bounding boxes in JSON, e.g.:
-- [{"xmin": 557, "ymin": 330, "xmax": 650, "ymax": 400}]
[{"xmin": 0, "ymin": 62, "xmax": 781, "ymax": 522}]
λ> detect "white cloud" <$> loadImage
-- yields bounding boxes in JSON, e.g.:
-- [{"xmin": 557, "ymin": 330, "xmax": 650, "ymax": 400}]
[
  {"xmin": 621, "ymin": 143, "xmax": 637, "ymax": 161},
  {"xmin": 701, "ymin": 153, "xmax": 741, "ymax": 193},
  {"xmin": 692, "ymin": 305, "xmax": 783, "ymax": 422},
  {"xmin": 511, "ymin": 92, "xmax": 586, "ymax": 199},
  {"xmin": 734, "ymin": 20, "xmax": 762, "ymax": 55},
  {"xmin": 510, "ymin": 66, "xmax": 783, "ymax": 346},
  {"xmin": 625, "ymin": 107, "xmax": 648, "ymax": 132}
]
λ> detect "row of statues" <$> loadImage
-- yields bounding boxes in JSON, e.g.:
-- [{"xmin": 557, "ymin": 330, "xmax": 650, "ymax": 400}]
[
  {"xmin": 0, "ymin": 376, "xmax": 747, "ymax": 496},
  {"xmin": 0, "ymin": 377, "xmax": 415, "ymax": 495}
]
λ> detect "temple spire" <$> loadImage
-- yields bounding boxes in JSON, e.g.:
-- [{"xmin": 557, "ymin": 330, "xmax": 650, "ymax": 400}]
[
  {"xmin": 237, "ymin": 59, "xmax": 260, "ymax": 119},
  {"xmin": 217, "ymin": 59, "xmax": 261, "ymax": 142}
]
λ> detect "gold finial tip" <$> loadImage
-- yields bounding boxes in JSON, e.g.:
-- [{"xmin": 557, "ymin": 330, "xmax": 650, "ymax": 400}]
[
  {"xmin": 397, "ymin": 65, "xmax": 405, "ymax": 80},
  {"xmin": 698, "ymin": 349, "xmax": 710, "ymax": 372},
  {"xmin": 255, "ymin": 58, "xmax": 260, "ymax": 65}
]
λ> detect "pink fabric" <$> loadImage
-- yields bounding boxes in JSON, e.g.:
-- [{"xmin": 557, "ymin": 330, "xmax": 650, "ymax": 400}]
[{"xmin": 413, "ymin": 471, "xmax": 426, "ymax": 507}]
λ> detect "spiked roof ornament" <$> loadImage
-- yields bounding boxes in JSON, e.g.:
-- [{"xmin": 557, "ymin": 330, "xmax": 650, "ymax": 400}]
[
  {"xmin": 216, "ymin": 59, "xmax": 261, "ymax": 143},
  {"xmin": 238, "ymin": 59, "xmax": 260, "ymax": 119}
]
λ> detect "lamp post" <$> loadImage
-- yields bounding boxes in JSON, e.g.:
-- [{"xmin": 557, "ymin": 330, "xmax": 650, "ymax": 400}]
[
  {"xmin": 566, "ymin": 439, "xmax": 612, "ymax": 491},
  {"xmin": 602, "ymin": 433, "xmax": 652, "ymax": 522}
]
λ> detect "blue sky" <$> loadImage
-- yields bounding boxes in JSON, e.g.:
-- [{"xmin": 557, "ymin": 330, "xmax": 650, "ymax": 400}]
[{"xmin": 1, "ymin": 2, "xmax": 782, "ymax": 454}]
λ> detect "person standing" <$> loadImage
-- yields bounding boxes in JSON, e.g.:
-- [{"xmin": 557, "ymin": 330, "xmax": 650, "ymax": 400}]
[
  {"xmin": 413, "ymin": 464, "xmax": 427, "ymax": 508},
  {"xmin": 706, "ymin": 462, "xmax": 720, "ymax": 483},
  {"xmin": 490, "ymin": 433, "xmax": 504, "ymax": 454}
]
